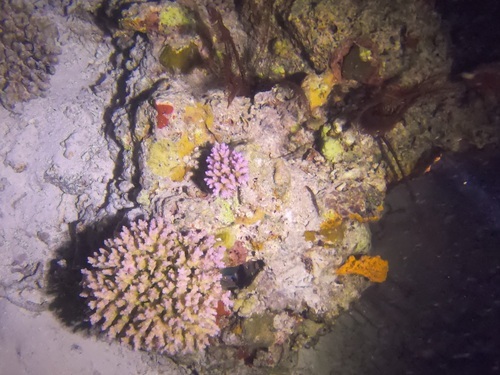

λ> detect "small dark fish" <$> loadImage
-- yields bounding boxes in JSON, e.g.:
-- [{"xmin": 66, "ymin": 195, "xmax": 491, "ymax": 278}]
[
  {"xmin": 305, "ymin": 186, "xmax": 320, "ymax": 216},
  {"xmin": 220, "ymin": 260, "xmax": 265, "ymax": 290}
]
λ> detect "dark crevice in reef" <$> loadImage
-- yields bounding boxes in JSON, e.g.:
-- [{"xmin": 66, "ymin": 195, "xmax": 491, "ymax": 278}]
[
  {"xmin": 47, "ymin": 215, "xmax": 130, "ymax": 328},
  {"xmin": 92, "ymin": 5, "xmax": 145, "ymax": 214}
]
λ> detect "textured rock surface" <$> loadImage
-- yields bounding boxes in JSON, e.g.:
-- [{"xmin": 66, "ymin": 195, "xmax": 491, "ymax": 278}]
[
  {"xmin": 0, "ymin": 1, "xmax": 499, "ymax": 374},
  {"xmin": 273, "ymin": 0, "xmax": 448, "ymax": 78}
]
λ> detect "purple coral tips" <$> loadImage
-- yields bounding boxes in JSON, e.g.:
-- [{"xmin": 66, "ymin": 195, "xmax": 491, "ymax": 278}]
[{"xmin": 205, "ymin": 143, "xmax": 249, "ymax": 198}]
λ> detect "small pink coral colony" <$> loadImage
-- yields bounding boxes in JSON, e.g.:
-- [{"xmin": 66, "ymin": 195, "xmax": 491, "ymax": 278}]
[
  {"xmin": 205, "ymin": 143, "xmax": 249, "ymax": 198},
  {"xmin": 80, "ymin": 217, "xmax": 232, "ymax": 355}
]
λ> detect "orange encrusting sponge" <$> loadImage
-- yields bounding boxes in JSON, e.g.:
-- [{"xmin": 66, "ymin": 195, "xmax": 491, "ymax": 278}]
[{"xmin": 336, "ymin": 255, "xmax": 389, "ymax": 283}]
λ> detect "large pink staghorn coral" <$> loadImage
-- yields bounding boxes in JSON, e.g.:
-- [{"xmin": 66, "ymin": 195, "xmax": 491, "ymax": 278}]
[
  {"xmin": 80, "ymin": 217, "xmax": 232, "ymax": 355},
  {"xmin": 205, "ymin": 143, "xmax": 249, "ymax": 198}
]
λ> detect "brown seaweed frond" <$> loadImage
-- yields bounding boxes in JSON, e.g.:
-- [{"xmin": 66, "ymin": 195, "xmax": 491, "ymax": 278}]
[{"xmin": 206, "ymin": 5, "xmax": 250, "ymax": 105}]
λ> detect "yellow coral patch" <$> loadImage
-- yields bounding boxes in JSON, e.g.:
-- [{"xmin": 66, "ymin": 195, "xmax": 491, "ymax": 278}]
[
  {"xmin": 236, "ymin": 208, "xmax": 265, "ymax": 226},
  {"xmin": 304, "ymin": 211, "xmax": 345, "ymax": 244},
  {"xmin": 320, "ymin": 211, "xmax": 343, "ymax": 229},
  {"xmin": 348, "ymin": 205, "xmax": 384, "ymax": 223},
  {"xmin": 183, "ymin": 103, "xmax": 214, "ymax": 145},
  {"xmin": 120, "ymin": 18, "xmax": 148, "ymax": 33},
  {"xmin": 249, "ymin": 239, "xmax": 264, "ymax": 252},
  {"xmin": 303, "ymin": 230, "xmax": 316, "ymax": 242},
  {"xmin": 146, "ymin": 133, "xmax": 194, "ymax": 181},
  {"xmin": 318, "ymin": 211, "xmax": 345, "ymax": 243},
  {"xmin": 336, "ymin": 255, "xmax": 389, "ymax": 283},
  {"xmin": 232, "ymin": 323, "xmax": 243, "ymax": 336},
  {"xmin": 302, "ymin": 70, "xmax": 337, "ymax": 111}
]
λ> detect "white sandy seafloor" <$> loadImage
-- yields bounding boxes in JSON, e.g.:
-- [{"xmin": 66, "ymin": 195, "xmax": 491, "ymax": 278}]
[
  {"xmin": 0, "ymin": 10, "xmax": 344, "ymax": 375},
  {"xmin": 0, "ymin": 13, "xmax": 182, "ymax": 375}
]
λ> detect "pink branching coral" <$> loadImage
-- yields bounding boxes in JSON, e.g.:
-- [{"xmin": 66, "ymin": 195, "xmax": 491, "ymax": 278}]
[
  {"xmin": 80, "ymin": 217, "xmax": 232, "ymax": 355},
  {"xmin": 205, "ymin": 143, "xmax": 249, "ymax": 198}
]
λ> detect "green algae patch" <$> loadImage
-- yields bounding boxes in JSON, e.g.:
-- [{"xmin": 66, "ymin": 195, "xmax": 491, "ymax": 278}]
[
  {"xmin": 158, "ymin": 4, "xmax": 192, "ymax": 30},
  {"xmin": 216, "ymin": 227, "xmax": 238, "ymax": 249},
  {"xmin": 242, "ymin": 314, "xmax": 275, "ymax": 348},
  {"xmin": 320, "ymin": 124, "xmax": 346, "ymax": 164},
  {"xmin": 217, "ymin": 197, "xmax": 237, "ymax": 225},
  {"xmin": 322, "ymin": 137, "xmax": 344, "ymax": 164}
]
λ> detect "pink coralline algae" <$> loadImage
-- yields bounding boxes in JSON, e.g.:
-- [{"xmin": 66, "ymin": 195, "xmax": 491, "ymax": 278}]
[
  {"xmin": 205, "ymin": 143, "xmax": 249, "ymax": 198},
  {"xmin": 80, "ymin": 217, "xmax": 232, "ymax": 356}
]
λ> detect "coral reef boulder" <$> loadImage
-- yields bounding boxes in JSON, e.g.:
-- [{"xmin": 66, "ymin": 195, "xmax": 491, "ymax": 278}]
[
  {"xmin": 81, "ymin": 218, "xmax": 232, "ymax": 356},
  {"xmin": 0, "ymin": 0, "xmax": 62, "ymax": 109},
  {"xmin": 205, "ymin": 143, "xmax": 249, "ymax": 199}
]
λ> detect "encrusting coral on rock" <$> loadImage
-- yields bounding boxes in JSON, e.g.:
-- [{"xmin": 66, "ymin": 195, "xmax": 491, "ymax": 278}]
[
  {"xmin": 80, "ymin": 217, "xmax": 232, "ymax": 356},
  {"xmin": 336, "ymin": 255, "xmax": 389, "ymax": 283}
]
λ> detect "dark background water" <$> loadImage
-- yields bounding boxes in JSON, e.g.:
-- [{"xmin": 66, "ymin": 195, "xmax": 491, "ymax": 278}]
[
  {"xmin": 435, "ymin": 0, "xmax": 500, "ymax": 74},
  {"xmin": 311, "ymin": 147, "xmax": 500, "ymax": 374}
]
